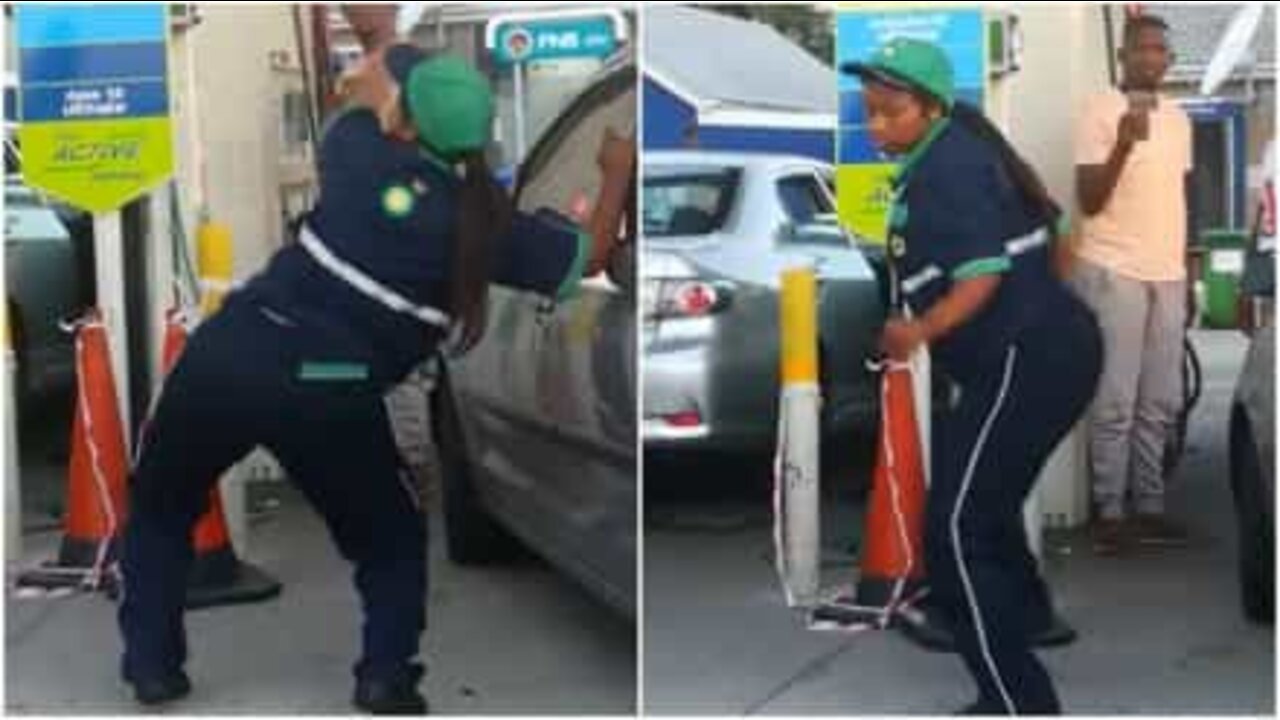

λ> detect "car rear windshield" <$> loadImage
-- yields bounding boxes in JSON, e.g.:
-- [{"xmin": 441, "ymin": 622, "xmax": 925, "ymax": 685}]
[{"xmin": 643, "ymin": 166, "xmax": 741, "ymax": 238}]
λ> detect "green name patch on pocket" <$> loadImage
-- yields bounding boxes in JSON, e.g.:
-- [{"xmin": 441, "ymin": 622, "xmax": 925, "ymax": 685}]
[{"xmin": 297, "ymin": 361, "xmax": 370, "ymax": 382}]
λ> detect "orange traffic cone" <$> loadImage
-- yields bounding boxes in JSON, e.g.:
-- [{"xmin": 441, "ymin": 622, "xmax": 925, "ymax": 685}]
[
  {"xmin": 16, "ymin": 310, "xmax": 128, "ymax": 592},
  {"xmin": 154, "ymin": 309, "xmax": 281, "ymax": 609},
  {"xmin": 810, "ymin": 361, "xmax": 927, "ymax": 630}
]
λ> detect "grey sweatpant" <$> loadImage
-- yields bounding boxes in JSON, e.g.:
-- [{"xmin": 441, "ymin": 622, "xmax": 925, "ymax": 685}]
[{"xmin": 1069, "ymin": 258, "xmax": 1186, "ymax": 520}]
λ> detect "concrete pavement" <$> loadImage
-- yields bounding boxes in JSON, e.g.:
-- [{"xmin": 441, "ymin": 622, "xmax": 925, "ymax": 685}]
[
  {"xmin": 7, "ymin": 483, "xmax": 636, "ymax": 714},
  {"xmin": 643, "ymin": 330, "xmax": 1274, "ymax": 715}
]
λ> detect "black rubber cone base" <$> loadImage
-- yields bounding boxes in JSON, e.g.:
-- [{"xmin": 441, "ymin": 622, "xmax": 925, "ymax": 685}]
[
  {"xmin": 855, "ymin": 575, "xmax": 924, "ymax": 608},
  {"xmin": 185, "ymin": 559, "xmax": 281, "ymax": 610},
  {"xmin": 14, "ymin": 563, "xmax": 118, "ymax": 594},
  {"xmin": 809, "ymin": 593, "xmax": 894, "ymax": 630}
]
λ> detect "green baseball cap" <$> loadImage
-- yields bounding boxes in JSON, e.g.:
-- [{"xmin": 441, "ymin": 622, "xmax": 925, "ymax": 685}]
[
  {"xmin": 841, "ymin": 37, "xmax": 955, "ymax": 108},
  {"xmin": 386, "ymin": 45, "xmax": 494, "ymax": 158}
]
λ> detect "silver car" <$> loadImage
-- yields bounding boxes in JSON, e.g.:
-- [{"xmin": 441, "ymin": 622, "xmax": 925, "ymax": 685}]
[
  {"xmin": 430, "ymin": 58, "xmax": 636, "ymax": 618},
  {"xmin": 5, "ymin": 180, "xmax": 80, "ymax": 406},
  {"xmin": 642, "ymin": 151, "xmax": 885, "ymax": 452}
]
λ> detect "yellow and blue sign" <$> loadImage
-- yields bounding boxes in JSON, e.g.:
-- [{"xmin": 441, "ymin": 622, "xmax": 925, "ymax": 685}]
[
  {"xmin": 836, "ymin": 7, "xmax": 986, "ymax": 242},
  {"xmin": 491, "ymin": 16, "xmax": 619, "ymax": 66},
  {"xmin": 16, "ymin": 4, "xmax": 173, "ymax": 213}
]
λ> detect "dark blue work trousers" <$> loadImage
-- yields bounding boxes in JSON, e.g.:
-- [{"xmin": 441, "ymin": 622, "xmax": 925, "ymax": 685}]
[
  {"xmin": 118, "ymin": 294, "xmax": 426, "ymax": 686},
  {"xmin": 926, "ymin": 294, "xmax": 1102, "ymax": 715}
]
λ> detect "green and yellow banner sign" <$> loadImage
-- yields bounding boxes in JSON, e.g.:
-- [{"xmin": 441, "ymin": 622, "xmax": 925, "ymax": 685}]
[{"xmin": 16, "ymin": 4, "xmax": 174, "ymax": 213}]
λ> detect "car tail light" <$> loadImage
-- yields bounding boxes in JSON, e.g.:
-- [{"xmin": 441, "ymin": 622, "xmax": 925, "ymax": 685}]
[
  {"xmin": 675, "ymin": 283, "xmax": 717, "ymax": 315},
  {"xmin": 661, "ymin": 410, "xmax": 703, "ymax": 428},
  {"xmin": 645, "ymin": 279, "xmax": 733, "ymax": 319}
]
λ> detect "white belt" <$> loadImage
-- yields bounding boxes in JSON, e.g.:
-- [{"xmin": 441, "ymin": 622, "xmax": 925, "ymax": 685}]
[
  {"xmin": 1006, "ymin": 227, "xmax": 1050, "ymax": 257},
  {"xmin": 299, "ymin": 225, "xmax": 451, "ymax": 330}
]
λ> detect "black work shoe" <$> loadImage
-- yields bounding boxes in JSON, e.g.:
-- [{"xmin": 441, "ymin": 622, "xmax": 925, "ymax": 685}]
[
  {"xmin": 130, "ymin": 670, "xmax": 192, "ymax": 706},
  {"xmin": 353, "ymin": 677, "xmax": 428, "ymax": 715}
]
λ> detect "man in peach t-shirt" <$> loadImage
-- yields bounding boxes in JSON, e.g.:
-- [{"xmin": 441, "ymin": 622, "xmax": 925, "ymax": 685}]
[{"xmin": 1072, "ymin": 14, "xmax": 1192, "ymax": 555}]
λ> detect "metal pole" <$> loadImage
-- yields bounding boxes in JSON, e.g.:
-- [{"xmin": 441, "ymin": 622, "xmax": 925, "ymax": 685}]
[
  {"xmin": 1103, "ymin": 5, "xmax": 1118, "ymax": 87},
  {"xmin": 513, "ymin": 60, "xmax": 527, "ymax": 164}
]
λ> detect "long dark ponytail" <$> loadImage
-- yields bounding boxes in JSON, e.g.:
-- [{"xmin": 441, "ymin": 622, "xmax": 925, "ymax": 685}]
[
  {"xmin": 449, "ymin": 151, "xmax": 511, "ymax": 354},
  {"xmin": 948, "ymin": 101, "xmax": 1062, "ymax": 228},
  {"xmin": 384, "ymin": 42, "xmax": 509, "ymax": 354}
]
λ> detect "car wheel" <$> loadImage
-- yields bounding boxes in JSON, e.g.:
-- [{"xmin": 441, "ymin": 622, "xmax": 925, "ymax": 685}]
[
  {"xmin": 430, "ymin": 368, "xmax": 523, "ymax": 565},
  {"xmin": 1230, "ymin": 406, "xmax": 1274, "ymax": 625}
]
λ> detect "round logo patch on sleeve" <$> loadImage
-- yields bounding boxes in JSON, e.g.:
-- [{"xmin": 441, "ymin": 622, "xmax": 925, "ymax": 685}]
[{"xmin": 382, "ymin": 184, "xmax": 416, "ymax": 219}]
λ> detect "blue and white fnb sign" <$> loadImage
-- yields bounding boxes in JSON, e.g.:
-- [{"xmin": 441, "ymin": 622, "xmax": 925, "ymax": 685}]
[{"xmin": 486, "ymin": 9, "xmax": 628, "ymax": 66}]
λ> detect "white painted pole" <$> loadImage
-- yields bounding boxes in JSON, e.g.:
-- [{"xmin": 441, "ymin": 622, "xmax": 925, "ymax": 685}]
[
  {"xmin": 775, "ymin": 267, "xmax": 821, "ymax": 607},
  {"xmin": 908, "ymin": 344, "xmax": 931, "ymax": 489},
  {"xmin": 146, "ymin": 189, "xmax": 173, "ymax": 386},
  {"xmin": 223, "ymin": 463, "xmax": 249, "ymax": 555},
  {"xmin": 1025, "ymin": 475, "xmax": 1044, "ymax": 560},
  {"xmin": 6, "ymin": 329, "xmax": 21, "ymax": 568},
  {"xmin": 513, "ymin": 61, "xmax": 527, "ymax": 164},
  {"xmin": 778, "ymin": 385, "xmax": 821, "ymax": 607},
  {"xmin": 94, "ymin": 212, "xmax": 131, "ymax": 450}
]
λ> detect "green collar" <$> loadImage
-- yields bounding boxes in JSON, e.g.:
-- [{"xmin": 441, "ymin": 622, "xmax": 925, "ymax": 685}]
[{"xmin": 892, "ymin": 116, "xmax": 950, "ymax": 187}]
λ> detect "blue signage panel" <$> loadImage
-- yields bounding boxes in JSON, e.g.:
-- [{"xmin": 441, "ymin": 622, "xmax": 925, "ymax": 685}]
[{"xmin": 16, "ymin": 4, "xmax": 173, "ymax": 212}]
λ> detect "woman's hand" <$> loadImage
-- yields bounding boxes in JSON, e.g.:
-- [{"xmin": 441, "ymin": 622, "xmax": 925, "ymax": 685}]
[
  {"xmin": 337, "ymin": 51, "xmax": 391, "ymax": 108},
  {"xmin": 879, "ymin": 319, "xmax": 928, "ymax": 362},
  {"xmin": 336, "ymin": 51, "xmax": 415, "ymax": 140}
]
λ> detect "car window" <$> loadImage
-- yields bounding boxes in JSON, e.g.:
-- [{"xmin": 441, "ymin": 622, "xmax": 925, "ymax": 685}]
[
  {"xmin": 517, "ymin": 70, "xmax": 636, "ymax": 238},
  {"xmin": 643, "ymin": 167, "xmax": 740, "ymax": 238},
  {"xmin": 777, "ymin": 172, "xmax": 833, "ymax": 224},
  {"xmin": 5, "ymin": 184, "xmax": 70, "ymax": 243}
]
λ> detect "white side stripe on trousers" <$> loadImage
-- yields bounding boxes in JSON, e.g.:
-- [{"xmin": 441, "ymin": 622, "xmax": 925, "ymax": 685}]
[{"xmin": 951, "ymin": 346, "xmax": 1020, "ymax": 715}]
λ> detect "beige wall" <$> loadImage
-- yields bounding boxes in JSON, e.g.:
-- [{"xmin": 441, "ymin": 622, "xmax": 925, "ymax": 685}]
[
  {"xmin": 1000, "ymin": 4, "xmax": 1114, "ymax": 222},
  {"xmin": 179, "ymin": 5, "xmax": 315, "ymax": 281}
]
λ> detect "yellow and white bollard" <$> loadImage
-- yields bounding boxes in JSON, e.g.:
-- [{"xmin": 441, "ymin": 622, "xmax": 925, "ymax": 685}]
[{"xmin": 774, "ymin": 267, "xmax": 821, "ymax": 607}]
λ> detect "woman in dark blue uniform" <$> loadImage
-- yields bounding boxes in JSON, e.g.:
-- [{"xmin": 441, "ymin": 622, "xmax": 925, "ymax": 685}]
[
  {"xmin": 844, "ymin": 39, "xmax": 1102, "ymax": 714},
  {"xmin": 117, "ymin": 44, "xmax": 634, "ymax": 714}
]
